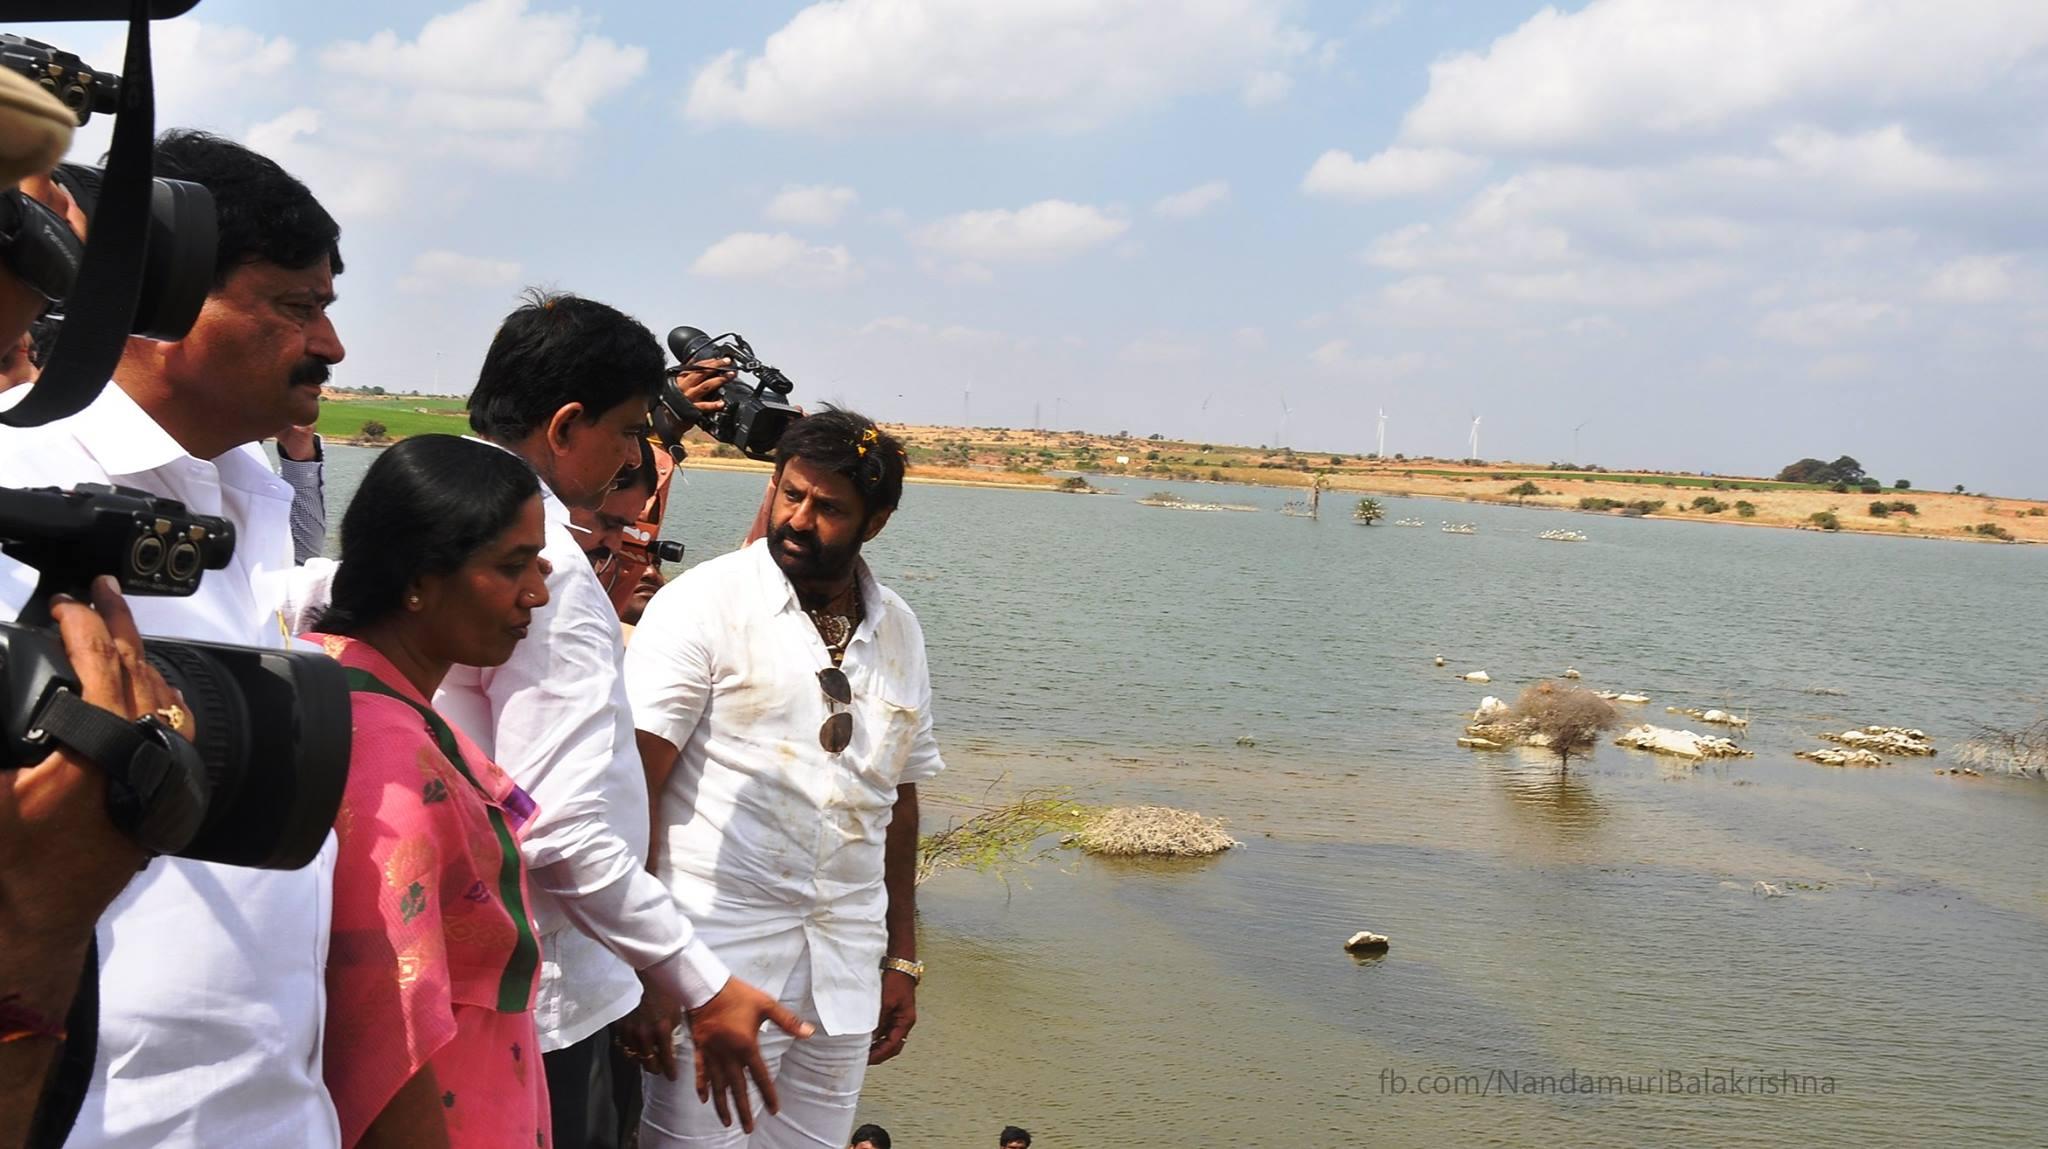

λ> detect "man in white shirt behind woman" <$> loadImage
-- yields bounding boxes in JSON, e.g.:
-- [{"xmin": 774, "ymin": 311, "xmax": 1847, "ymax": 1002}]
[{"xmin": 438, "ymin": 292, "xmax": 806, "ymax": 1149}]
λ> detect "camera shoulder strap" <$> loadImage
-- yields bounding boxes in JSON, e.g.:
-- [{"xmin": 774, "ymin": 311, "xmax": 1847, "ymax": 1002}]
[{"xmin": 1, "ymin": 1, "xmax": 153, "ymax": 430}]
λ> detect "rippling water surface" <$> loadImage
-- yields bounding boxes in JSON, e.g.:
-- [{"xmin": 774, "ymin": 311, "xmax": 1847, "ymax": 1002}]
[{"xmin": 326, "ymin": 450, "xmax": 2048, "ymax": 1147}]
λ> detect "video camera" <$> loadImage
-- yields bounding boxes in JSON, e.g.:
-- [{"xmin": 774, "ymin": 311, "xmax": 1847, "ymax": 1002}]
[
  {"xmin": 0, "ymin": 6, "xmax": 346, "ymax": 873},
  {"xmin": 660, "ymin": 326, "xmax": 802, "ymax": 462},
  {"xmin": 0, "ymin": 485, "xmax": 348, "ymax": 868}
]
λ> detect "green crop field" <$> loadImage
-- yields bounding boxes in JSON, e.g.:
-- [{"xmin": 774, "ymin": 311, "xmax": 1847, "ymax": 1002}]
[{"xmin": 316, "ymin": 396, "xmax": 469, "ymax": 442}]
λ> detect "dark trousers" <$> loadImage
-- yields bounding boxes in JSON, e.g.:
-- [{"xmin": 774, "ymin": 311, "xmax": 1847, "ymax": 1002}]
[{"xmin": 543, "ymin": 1024, "xmax": 644, "ymax": 1149}]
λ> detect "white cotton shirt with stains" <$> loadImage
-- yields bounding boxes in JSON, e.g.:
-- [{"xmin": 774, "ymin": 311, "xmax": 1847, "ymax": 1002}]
[
  {"xmin": 623, "ymin": 538, "xmax": 946, "ymax": 1037},
  {"xmin": 0, "ymin": 383, "xmax": 340, "ymax": 1149}
]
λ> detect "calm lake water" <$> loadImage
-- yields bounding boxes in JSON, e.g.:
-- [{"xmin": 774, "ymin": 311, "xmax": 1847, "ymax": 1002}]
[{"xmin": 323, "ymin": 446, "xmax": 2048, "ymax": 1147}]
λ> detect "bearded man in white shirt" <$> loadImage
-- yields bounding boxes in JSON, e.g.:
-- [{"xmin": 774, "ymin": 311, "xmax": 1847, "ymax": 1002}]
[
  {"xmin": 0, "ymin": 130, "xmax": 347, "ymax": 1149},
  {"xmin": 442, "ymin": 291, "xmax": 805, "ymax": 1149},
  {"xmin": 627, "ymin": 408, "xmax": 943, "ymax": 1148}
]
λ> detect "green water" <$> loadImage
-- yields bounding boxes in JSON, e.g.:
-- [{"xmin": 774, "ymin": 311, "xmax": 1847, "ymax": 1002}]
[{"xmin": 324, "ymin": 450, "xmax": 2048, "ymax": 1147}]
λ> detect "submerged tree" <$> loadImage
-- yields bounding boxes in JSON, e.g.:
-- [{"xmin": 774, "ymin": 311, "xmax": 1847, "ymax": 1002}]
[
  {"xmin": 1353, "ymin": 497, "xmax": 1385, "ymax": 525},
  {"xmin": 1510, "ymin": 680, "xmax": 1620, "ymax": 772}
]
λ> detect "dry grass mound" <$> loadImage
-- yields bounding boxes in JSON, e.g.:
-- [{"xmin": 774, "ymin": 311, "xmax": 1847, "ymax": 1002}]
[{"xmin": 1071, "ymin": 805, "xmax": 1239, "ymax": 857}]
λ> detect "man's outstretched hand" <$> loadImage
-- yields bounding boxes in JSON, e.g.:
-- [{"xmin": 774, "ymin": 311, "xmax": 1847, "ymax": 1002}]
[{"xmin": 688, "ymin": 977, "xmax": 812, "ymax": 1133}]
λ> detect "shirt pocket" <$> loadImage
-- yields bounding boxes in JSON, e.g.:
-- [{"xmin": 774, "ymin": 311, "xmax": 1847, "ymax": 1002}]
[{"xmin": 854, "ymin": 693, "xmax": 922, "ymax": 794}]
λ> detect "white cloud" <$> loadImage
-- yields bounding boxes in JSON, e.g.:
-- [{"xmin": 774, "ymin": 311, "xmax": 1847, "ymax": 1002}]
[
  {"xmin": 915, "ymin": 200, "xmax": 1128, "ymax": 264},
  {"xmin": 322, "ymin": 0, "xmax": 646, "ymax": 133},
  {"xmin": 1308, "ymin": 341, "xmax": 1435, "ymax": 377},
  {"xmin": 690, "ymin": 232, "xmax": 859, "ymax": 288},
  {"xmin": 244, "ymin": 108, "xmax": 406, "ymax": 219},
  {"xmin": 684, "ymin": 0, "xmax": 1314, "ymax": 132},
  {"xmin": 1765, "ymin": 125, "xmax": 1985, "ymax": 195},
  {"xmin": 1242, "ymin": 71, "xmax": 1293, "ymax": 108},
  {"xmin": 1302, "ymin": 147, "xmax": 1484, "ymax": 200},
  {"xmin": 1119, "ymin": 337, "xmax": 1202, "ymax": 365},
  {"xmin": 1924, "ymin": 255, "xmax": 2017, "ymax": 303},
  {"xmin": 398, "ymin": 250, "xmax": 524, "ymax": 294},
  {"xmin": 1756, "ymin": 297, "xmax": 1905, "ymax": 347},
  {"xmin": 1154, "ymin": 181, "xmax": 1232, "ymax": 220},
  {"xmin": 1233, "ymin": 326, "xmax": 1268, "ymax": 351},
  {"xmin": 765, "ymin": 184, "xmax": 859, "ymax": 227},
  {"xmin": 1401, "ymin": 0, "xmax": 2048, "ymax": 154}
]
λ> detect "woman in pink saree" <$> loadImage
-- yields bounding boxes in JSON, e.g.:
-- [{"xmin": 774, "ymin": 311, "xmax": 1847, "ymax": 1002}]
[{"xmin": 309, "ymin": 435, "xmax": 555, "ymax": 1147}]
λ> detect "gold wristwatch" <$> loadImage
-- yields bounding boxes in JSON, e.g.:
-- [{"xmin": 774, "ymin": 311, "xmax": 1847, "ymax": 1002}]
[{"xmin": 880, "ymin": 957, "xmax": 924, "ymax": 983}]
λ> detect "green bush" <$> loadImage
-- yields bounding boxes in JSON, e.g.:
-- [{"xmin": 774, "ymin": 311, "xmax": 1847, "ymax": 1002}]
[
  {"xmin": 1810, "ymin": 511, "xmax": 1842, "ymax": 531},
  {"xmin": 1830, "ymin": 482, "xmax": 1851, "ymax": 493},
  {"xmin": 1894, "ymin": 479, "xmax": 1911, "ymax": 490},
  {"xmin": 1735, "ymin": 500, "xmax": 1757, "ymax": 518},
  {"xmin": 1886, "ymin": 501, "xmax": 1918, "ymax": 516},
  {"xmin": 1507, "ymin": 480, "xmax": 1542, "ymax": 497},
  {"xmin": 1859, "ymin": 481, "xmax": 1883, "ymax": 495},
  {"xmin": 1579, "ymin": 497, "xmax": 1624, "ymax": 511},
  {"xmin": 1691, "ymin": 495, "xmax": 1727, "ymax": 514},
  {"xmin": 360, "ymin": 420, "xmax": 388, "ymax": 441},
  {"xmin": 2027, "ymin": 507, "xmax": 2046, "ymax": 518},
  {"xmin": 1970, "ymin": 522, "xmax": 2015, "ymax": 541},
  {"xmin": 1869, "ymin": 501, "xmax": 1891, "ymax": 517},
  {"xmin": 1625, "ymin": 499, "xmax": 1665, "ymax": 515}
]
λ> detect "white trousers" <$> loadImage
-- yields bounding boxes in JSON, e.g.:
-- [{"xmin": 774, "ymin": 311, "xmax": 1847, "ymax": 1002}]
[{"xmin": 640, "ymin": 950, "xmax": 872, "ymax": 1148}]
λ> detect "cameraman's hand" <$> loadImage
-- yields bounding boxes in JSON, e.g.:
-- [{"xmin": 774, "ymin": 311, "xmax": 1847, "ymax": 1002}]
[
  {"xmin": 0, "ymin": 576, "xmax": 185, "ymax": 944},
  {"xmin": 674, "ymin": 358, "xmax": 732, "ymax": 417}
]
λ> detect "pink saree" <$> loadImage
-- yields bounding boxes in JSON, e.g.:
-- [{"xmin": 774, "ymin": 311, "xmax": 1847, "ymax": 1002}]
[{"xmin": 315, "ymin": 635, "xmax": 550, "ymax": 1147}]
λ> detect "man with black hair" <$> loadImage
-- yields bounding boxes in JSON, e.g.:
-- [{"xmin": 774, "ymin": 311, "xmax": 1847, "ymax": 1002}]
[
  {"xmin": 0, "ymin": 129, "xmax": 347, "ymax": 1148},
  {"xmin": 627, "ymin": 408, "xmax": 944, "ymax": 1147},
  {"xmin": 848, "ymin": 1121, "xmax": 892, "ymax": 1149},
  {"xmin": 1000, "ymin": 1125, "xmax": 1033, "ymax": 1149},
  {"xmin": 435, "ymin": 290, "xmax": 803, "ymax": 1149}
]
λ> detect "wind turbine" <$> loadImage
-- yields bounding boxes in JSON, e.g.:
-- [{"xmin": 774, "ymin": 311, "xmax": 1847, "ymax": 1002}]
[
  {"xmin": 1376, "ymin": 409, "xmax": 1388, "ymax": 459},
  {"xmin": 1277, "ymin": 393, "xmax": 1293, "ymax": 448},
  {"xmin": 1468, "ymin": 414, "xmax": 1482, "ymax": 462},
  {"xmin": 1573, "ymin": 420, "xmax": 1591, "ymax": 462}
]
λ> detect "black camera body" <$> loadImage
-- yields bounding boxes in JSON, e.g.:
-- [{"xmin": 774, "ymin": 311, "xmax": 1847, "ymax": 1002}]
[
  {"xmin": 0, "ymin": 33, "xmax": 120, "ymax": 124},
  {"xmin": 662, "ymin": 326, "xmax": 802, "ymax": 462},
  {"xmin": 0, "ymin": 485, "xmax": 348, "ymax": 870}
]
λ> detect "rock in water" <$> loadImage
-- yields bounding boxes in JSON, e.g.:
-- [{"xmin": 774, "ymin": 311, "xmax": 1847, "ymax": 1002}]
[
  {"xmin": 1344, "ymin": 930, "xmax": 1390, "ymax": 955},
  {"xmin": 1614, "ymin": 724, "xmax": 1753, "ymax": 761}
]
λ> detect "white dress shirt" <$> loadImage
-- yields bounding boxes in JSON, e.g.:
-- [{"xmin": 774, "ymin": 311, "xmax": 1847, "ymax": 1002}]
[
  {"xmin": 0, "ymin": 384, "xmax": 340, "ymax": 1149},
  {"xmin": 434, "ymin": 474, "xmax": 728, "ymax": 1052},
  {"xmin": 624, "ymin": 539, "xmax": 946, "ymax": 1037}
]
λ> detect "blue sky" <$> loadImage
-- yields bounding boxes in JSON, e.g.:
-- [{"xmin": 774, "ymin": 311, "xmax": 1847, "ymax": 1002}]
[{"xmin": 25, "ymin": 1, "xmax": 2048, "ymax": 494}]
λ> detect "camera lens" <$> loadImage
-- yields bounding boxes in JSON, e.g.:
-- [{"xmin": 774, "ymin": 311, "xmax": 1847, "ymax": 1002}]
[
  {"xmin": 141, "ymin": 639, "xmax": 350, "ymax": 870},
  {"xmin": 166, "ymin": 540, "xmax": 202, "ymax": 582},
  {"xmin": 131, "ymin": 534, "xmax": 165, "ymax": 574}
]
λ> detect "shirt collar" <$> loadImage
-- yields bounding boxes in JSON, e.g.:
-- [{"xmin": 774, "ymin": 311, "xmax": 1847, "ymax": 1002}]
[
  {"xmin": 69, "ymin": 382, "xmax": 200, "ymax": 477},
  {"xmin": 464, "ymin": 435, "xmax": 569, "ymax": 525},
  {"xmin": 746, "ymin": 536, "xmax": 889, "ymax": 631}
]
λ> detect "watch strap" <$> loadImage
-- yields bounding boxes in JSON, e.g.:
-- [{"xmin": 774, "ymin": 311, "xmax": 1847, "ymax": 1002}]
[
  {"xmin": 36, "ymin": 688, "xmax": 206, "ymax": 855},
  {"xmin": 879, "ymin": 956, "xmax": 923, "ymax": 983}
]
